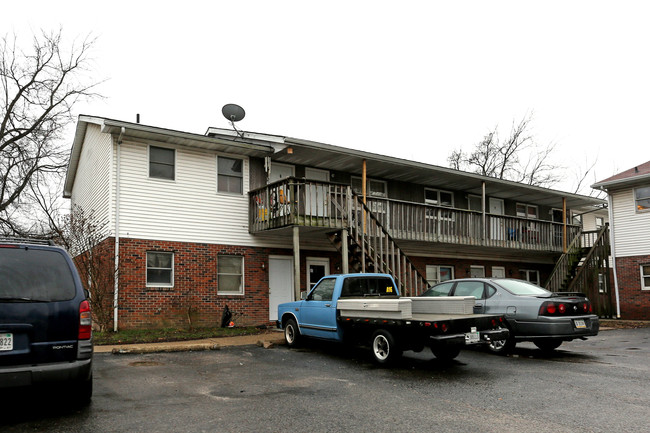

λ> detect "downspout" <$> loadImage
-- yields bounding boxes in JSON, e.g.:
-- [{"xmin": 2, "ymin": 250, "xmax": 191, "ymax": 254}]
[
  {"xmin": 113, "ymin": 126, "xmax": 125, "ymax": 332},
  {"xmin": 606, "ymin": 193, "xmax": 621, "ymax": 318}
]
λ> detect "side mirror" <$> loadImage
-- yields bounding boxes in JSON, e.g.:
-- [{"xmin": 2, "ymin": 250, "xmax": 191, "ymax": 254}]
[{"xmin": 301, "ymin": 292, "xmax": 307, "ymax": 300}]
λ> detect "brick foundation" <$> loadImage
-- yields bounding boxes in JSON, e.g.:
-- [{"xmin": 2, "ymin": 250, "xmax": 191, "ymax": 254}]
[{"xmin": 614, "ymin": 255, "xmax": 650, "ymax": 319}]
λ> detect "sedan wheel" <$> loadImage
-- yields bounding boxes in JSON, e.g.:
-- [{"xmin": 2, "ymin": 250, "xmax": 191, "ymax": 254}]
[{"xmin": 487, "ymin": 328, "xmax": 515, "ymax": 355}]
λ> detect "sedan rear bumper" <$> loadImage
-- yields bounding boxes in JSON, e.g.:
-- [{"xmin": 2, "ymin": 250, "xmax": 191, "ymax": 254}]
[{"xmin": 512, "ymin": 314, "xmax": 599, "ymax": 340}]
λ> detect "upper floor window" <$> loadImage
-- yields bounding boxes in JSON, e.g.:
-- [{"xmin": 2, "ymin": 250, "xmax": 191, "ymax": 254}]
[
  {"xmin": 595, "ymin": 216, "xmax": 605, "ymax": 229},
  {"xmin": 218, "ymin": 157, "xmax": 243, "ymax": 194},
  {"xmin": 468, "ymin": 195, "xmax": 482, "ymax": 212},
  {"xmin": 425, "ymin": 188, "xmax": 453, "ymax": 207},
  {"xmin": 635, "ymin": 186, "xmax": 650, "ymax": 212},
  {"xmin": 351, "ymin": 177, "xmax": 387, "ymax": 197},
  {"xmin": 516, "ymin": 203, "xmax": 538, "ymax": 219},
  {"xmin": 149, "ymin": 146, "xmax": 175, "ymax": 180},
  {"xmin": 146, "ymin": 252, "xmax": 174, "ymax": 287}
]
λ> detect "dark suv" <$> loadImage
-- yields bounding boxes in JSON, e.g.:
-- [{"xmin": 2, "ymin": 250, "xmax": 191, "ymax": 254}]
[{"xmin": 0, "ymin": 238, "xmax": 92, "ymax": 405}]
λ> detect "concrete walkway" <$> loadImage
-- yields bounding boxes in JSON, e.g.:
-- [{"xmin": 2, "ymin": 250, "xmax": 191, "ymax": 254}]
[{"xmin": 94, "ymin": 331, "xmax": 286, "ymax": 355}]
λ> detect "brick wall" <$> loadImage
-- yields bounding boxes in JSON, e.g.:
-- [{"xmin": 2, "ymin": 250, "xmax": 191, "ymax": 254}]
[
  {"xmin": 408, "ymin": 256, "xmax": 554, "ymax": 284},
  {"xmin": 88, "ymin": 236, "xmax": 565, "ymax": 329},
  {"xmin": 615, "ymin": 255, "xmax": 650, "ymax": 319}
]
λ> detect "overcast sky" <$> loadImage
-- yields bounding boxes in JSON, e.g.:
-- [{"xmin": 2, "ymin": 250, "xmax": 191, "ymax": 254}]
[{"xmin": 3, "ymin": 1, "xmax": 649, "ymax": 194}]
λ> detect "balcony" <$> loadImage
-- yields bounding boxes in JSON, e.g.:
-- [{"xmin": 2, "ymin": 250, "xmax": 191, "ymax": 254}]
[{"xmin": 249, "ymin": 178, "xmax": 579, "ymax": 253}]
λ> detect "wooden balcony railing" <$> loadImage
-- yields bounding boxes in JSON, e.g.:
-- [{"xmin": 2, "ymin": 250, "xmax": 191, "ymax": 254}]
[{"xmin": 249, "ymin": 178, "xmax": 579, "ymax": 252}]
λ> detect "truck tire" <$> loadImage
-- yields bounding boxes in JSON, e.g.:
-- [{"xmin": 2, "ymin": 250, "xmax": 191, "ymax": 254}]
[
  {"xmin": 431, "ymin": 345, "xmax": 461, "ymax": 361},
  {"xmin": 371, "ymin": 330, "xmax": 402, "ymax": 365},
  {"xmin": 284, "ymin": 318, "xmax": 301, "ymax": 348}
]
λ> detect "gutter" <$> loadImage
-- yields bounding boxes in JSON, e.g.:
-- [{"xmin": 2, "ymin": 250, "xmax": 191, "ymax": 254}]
[
  {"xmin": 595, "ymin": 181, "xmax": 621, "ymax": 319},
  {"xmin": 113, "ymin": 126, "xmax": 125, "ymax": 332},
  {"xmin": 606, "ymin": 194, "xmax": 621, "ymax": 318}
]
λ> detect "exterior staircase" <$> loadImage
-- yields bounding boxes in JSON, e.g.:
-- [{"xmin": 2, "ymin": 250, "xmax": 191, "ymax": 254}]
[
  {"xmin": 328, "ymin": 189, "xmax": 429, "ymax": 297},
  {"xmin": 544, "ymin": 225, "xmax": 613, "ymax": 317}
]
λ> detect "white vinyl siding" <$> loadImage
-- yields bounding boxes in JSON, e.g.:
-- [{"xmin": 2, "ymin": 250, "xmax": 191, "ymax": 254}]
[
  {"xmin": 611, "ymin": 189, "xmax": 650, "ymax": 257},
  {"xmin": 69, "ymin": 124, "xmax": 113, "ymax": 237},
  {"xmin": 113, "ymin": 141, "xmax": 267, "ymax": 246}
]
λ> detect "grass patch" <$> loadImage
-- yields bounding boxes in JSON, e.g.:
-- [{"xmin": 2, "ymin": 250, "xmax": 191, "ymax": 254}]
[{"xmin": 93, "ymin": 326, "xmax": 265, "ymax": 345}]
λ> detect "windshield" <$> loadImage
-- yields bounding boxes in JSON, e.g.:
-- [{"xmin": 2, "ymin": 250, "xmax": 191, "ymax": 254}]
[
  {"xmin": 494, "ymin": 279, "xmax": 550, "ymax": 296},
  {"xmin": 0, "ymin": 247, "xmax": 76, "ymax": 302}
]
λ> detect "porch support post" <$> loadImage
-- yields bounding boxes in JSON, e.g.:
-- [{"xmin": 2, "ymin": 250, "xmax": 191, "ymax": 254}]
[
  {"xmin": 341, "ymin": 228, "xmax": 349, "ymax": 274},
  {"xmin": 481, "ymin": 181, "xmax": 486, "ymax": 245},
  {"xmin": 562, "ymin": 197, "xmax": 567, "ymax": 253},
  {"xmin": 292, "ymin": 226, "xmax": 301, "ymax": 300}
]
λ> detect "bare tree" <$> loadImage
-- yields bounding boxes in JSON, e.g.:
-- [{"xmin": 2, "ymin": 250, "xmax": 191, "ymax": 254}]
[
  {"xmin": 0, "ymin": 29, "xmax": 100, "ymax": 235},
  {"xmin": 448, "ymin": 114, "xmax": 562, "ymax": 188},
  {"xmin": 53, "ymin": 205, "xmax": 114, "ymax": 331}
]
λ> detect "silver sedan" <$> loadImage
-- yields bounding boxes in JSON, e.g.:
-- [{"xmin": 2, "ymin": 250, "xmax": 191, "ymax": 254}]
[{"xmin": 420, "ymin": 278, "xmax": 600, "ymax": 354}]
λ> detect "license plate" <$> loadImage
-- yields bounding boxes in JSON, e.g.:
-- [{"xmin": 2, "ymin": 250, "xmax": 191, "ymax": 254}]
[
  {"xmin": 465, "ymin": 327, "xmax": 480, "ymax": 344},
  {"xmin": 574, "ymin": 319, "xmax": 586, "ymax": 329},
  {"xmin": 0, "ymin": 333, "xmax": 13, "ymax": 351}
]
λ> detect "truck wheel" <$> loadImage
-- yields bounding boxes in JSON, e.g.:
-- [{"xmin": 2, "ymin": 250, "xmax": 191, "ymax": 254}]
[
  {"xmin": 431, "ymin": 345, "xmax": 461, "ymax": 361},
  {"xmin": 284, "ymin": 319, "xmax": 301, "ymax": 348},
  {"xmin": 371, "ymin": 330, "xmax": 401, "ymax": 365},
  {"xmin": 533, "ymin": 339, "xmax": 562, "ymax": 352}
]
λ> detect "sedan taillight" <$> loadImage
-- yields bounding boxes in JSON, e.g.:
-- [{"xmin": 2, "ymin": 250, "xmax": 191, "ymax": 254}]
[
  {"xmin": 79, "ymin": 300, "xmax": 92, "ymax": 340},
  {"xmin": 539, "ymin": 300, "xmax": 592, "ymax": 316}
]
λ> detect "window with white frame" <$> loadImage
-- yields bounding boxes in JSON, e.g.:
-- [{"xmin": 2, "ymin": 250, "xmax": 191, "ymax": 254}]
[
  {"xmin": 218, "ymin": 157, "xmax": 243, "ymax": 194},
  {"xmin": 519, "ymin": 269, "xmax": 540, "ymax": 285},
  {"xmin": 470, "ymin": 265, "xmax": 485, "ymax": 278},
  {"xmin": 149, "ymin": 146, "xmax": 175, "ymax": 180},
  {"xmin": 218, "ymin": 255, "xmax": 244, "ymax": 295},
  {"xmin": 146, "ymin": 252, "xmax": 174, "ymax": 287},
  {"xmin": 426, "ymin": 265, "xmax": 454, "ymax": 286},
  {"xmin": 351, "ymin": 177, "xmax": 387, "ymax": 197},
  {"xmin": 425, "ymin": 188, "xmax": 454, "ymax": 207},
  {"xmin": 641, "ymin": 265, "xmax": 650, "ymax": 290},
  {"xmin": 595, "ymin": 216, "xmax": 605, "ymax": 229},
  {"xmin": 516, "ymin": 203, "xmax": 538, "ymax": 219},
  {"xmin": 635, "ymin": 186, "xmax": 650, "ymax": 212}
]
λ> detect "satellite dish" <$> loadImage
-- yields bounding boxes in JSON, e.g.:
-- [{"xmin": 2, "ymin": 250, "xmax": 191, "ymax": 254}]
[{"xmin": 222, "ymin": 104, "xmax": 245, "ymax": 122}]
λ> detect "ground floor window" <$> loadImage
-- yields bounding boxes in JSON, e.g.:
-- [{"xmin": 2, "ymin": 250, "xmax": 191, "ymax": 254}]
[
  {"xmin": 146, "ymin": 252, "xmax": 174, "ymax": 287},
  {"xmin": 218, "ymin": 255, "xmax": 244, "ymax": 295},
  {"xmin": 426, "ymin": 265, "xmax": 454, "ymax": 285},
  {"xmin": 470, "ymin": 265, "xmax": 485, "ymax": 278},
  {"xmin": 519, "ymin": 269, "xmax": 540, "ymax": 285},
  {"xmin": 641, "ymin": 265, "xmax": 650, "ymax": 290}
]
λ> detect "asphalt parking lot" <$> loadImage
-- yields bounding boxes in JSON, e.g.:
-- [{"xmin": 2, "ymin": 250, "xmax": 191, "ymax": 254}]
[{"xmin": 2, "ymin": 327, "xmax": 649, "ymax": 433}]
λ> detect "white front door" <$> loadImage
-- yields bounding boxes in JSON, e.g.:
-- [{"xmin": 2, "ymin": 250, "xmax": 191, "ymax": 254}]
[
  {"xmin": 489, "ymin": 198, "xmax": 505, "ymax": 240},
  {"xmin": 305, "ymin": 167, "xmax": 329, "ymax": 217},
  {"xmin": 269, "ymin": 256, "xmax": 294, "ymax": 321},
  {"xmin": 269, "ymin": 163, "xmax": 294, "ymax": 183}
]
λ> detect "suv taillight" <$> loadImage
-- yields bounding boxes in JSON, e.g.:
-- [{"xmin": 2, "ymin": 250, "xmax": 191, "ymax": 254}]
[{"xmin": 79, "ymin": 300, "xmax": 92, "ymax": 340}]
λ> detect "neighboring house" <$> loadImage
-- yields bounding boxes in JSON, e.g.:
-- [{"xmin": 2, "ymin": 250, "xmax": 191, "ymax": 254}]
[
  {"xmin": 592, "ymin": 161, "xmax": 650, "ymax": 320},
  {"xmin": 64, "ymin": 116, "xmax": 607, "ymax": 329}
]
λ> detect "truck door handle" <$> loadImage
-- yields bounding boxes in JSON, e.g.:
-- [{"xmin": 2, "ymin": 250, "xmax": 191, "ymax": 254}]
[{"xmin": 325, "ymin": 304, "xmax": 331, "ymax": 307}]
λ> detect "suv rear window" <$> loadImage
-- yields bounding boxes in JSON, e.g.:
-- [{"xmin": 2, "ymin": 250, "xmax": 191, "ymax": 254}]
[{"xmin": 0, "ymin": 247, "xmax": 76, "ymax": 301}]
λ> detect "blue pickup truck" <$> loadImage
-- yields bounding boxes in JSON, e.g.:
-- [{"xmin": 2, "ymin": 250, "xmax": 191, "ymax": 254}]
[{"xmin": 277, "ymin": 273, "xmax": 508, "ymax": 364}]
